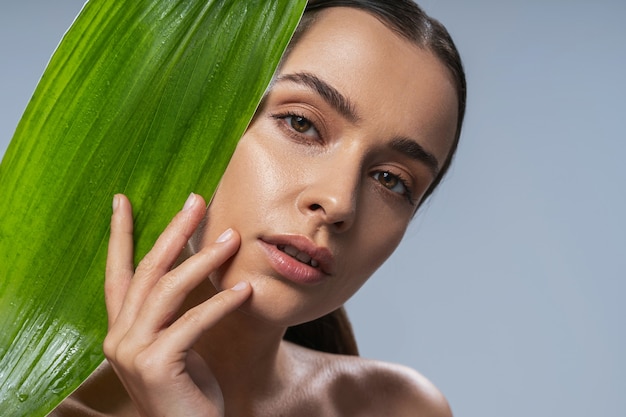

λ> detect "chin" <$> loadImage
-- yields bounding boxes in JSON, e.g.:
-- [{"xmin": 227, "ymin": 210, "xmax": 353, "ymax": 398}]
[{"xmin": 225, "ymin": 271, "xmax": 341, "ymax": 328}]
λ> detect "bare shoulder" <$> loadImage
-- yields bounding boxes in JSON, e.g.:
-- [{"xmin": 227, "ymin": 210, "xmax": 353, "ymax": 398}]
[
  {"xmin": 48, "ymin": 360, "xmax": 136, "ymax": 417},
  {"xmin": 285, "ymin": 342, "xmax": 453, "ymax": 417},
  {"xmin": 353, "ymin": 359, "xmax": 453, "ymax": 417}
]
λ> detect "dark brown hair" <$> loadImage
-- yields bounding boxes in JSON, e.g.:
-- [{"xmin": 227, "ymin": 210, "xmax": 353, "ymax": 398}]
[{"xmin": 283, "ymin": 0, "xmax": 466, "ymax": 356}]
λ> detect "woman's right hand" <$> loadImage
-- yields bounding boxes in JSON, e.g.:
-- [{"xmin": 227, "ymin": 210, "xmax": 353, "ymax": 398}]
[{"xmin": 102, "ymin": 193, "xmax": 252, "ymax": 417}]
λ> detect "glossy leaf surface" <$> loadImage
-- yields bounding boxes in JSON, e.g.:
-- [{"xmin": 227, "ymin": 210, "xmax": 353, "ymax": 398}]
[{"xmin": 0, "ymin": 1, "xmax": 305, "ymax": 415}]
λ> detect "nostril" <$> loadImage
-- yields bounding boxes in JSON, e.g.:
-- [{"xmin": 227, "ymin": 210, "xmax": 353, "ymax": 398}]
[{"xmin": 309, "ymin": 203, "xmax": 322, "ymax": 211}]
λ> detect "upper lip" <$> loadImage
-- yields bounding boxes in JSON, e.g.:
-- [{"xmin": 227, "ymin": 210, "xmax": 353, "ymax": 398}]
[{"xmin": 261, "ymin": 234, "xmax": 335, "ymax": 275}]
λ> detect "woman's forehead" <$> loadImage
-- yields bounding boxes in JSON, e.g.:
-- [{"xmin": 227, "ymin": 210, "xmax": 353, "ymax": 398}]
[{"xmin": 277, "ymin": 7, "xmax": 459, "ymax": 163}]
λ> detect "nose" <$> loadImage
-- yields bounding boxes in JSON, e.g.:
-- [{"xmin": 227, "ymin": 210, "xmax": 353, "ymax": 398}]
[{"xmin": 297, "ymin": 161, "xmax": 359, "ymax": 233}]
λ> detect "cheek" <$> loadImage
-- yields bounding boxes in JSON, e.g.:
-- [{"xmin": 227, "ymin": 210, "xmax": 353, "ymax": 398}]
[
  {"xmin": 205, "ymin": 131, "xmax": 295, "ymax": 233},
  {"xmin": 360, "ymin": 225, "xmax": 404, "ymax": 275},
  {"xmin": 339, "ymin": 210, "xmax": 407, "ymax": 293},
  {"xmin": 359, "ymin": 186, "xmax": 411, "ymax": 261}
]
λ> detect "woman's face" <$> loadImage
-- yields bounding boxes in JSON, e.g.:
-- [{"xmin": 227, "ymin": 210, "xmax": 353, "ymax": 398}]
[{"xmin": 199, "ymin": 7, "xmax": 458, "ymax": 326}]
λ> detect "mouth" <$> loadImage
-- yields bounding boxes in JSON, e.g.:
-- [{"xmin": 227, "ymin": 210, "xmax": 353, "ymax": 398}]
[
  {"xmin": 260, "ymin": 234, "xmax": 335, "ymax": 279},
  {"xmin": 277, "ymin": 244, "xmax": 320, "ymax": 268}
]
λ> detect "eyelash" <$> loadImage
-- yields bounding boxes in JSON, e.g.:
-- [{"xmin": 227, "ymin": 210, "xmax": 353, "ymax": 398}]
[
  {"xmin": 372, "ymin": 171, "xmax": 416, "ymax": 205},
  {"xmin": 271, "ymin": 112, "xmax": 416, "ymax": 206},
  {"xmin": 271, "ymin": 111, "xmax": 322, "ymax": 144}
]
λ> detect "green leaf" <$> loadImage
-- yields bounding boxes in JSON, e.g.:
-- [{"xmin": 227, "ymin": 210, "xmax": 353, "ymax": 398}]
[{"xmin": 0, "ymin": 0, "xmax": 305, "ymax": 415}]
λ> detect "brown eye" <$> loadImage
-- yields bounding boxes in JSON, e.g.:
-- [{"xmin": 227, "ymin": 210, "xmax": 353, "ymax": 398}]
[
  {"xmin": 377, "ymin": 171, "xmax": 399, "ymax": 189},
  {"xmin": 372, "ymin": 171, "xmax": 412, "ymax": 200},
  {"xmin": 290, "ymin": 116, "xmax": 312, "ymax": 133},
  {"xmin": 273, "ymin": 113, "xmax": 321, "ymax": 142}
]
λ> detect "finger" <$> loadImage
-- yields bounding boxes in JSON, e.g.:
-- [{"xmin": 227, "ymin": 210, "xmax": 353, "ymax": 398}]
[
  {"xmin": 105, "ymin": 194, "xmax": 135, "ymax": 327},
  {"xmin": 136, "ymin": 193, "xmax": 207, "ymax": 279},
  {"xmin": 152, "ymin": 281, "xmax": 252, "ymax": 355},
  {"xmin": 127, "ymin": 229, "xmax": 241, "ymax": 343},
  {"xmin": 112, "ymin": 193, "xmax": 207, "ymax": 335}
]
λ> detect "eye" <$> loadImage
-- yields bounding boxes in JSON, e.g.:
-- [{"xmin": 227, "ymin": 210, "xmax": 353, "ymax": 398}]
[
  {"xmin": 288, "ymin": 115, "xmax": 313, "ymax": 133},
  {"xmin": 280, "ymin": 114, "xmax": 320, "ymax": 139},
  {"xmin": 372, "ymin": 171, "xmax": 415, "ymax": 203},
  {"xmin": 271, "ymin": 112, "xmax": 323, "ymax": 144},
  {"xmin": 374, "ymin": 171, "xmax": 403, "ymax": 192}
]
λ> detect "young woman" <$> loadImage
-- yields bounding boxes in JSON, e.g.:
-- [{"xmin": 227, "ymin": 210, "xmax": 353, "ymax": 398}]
[{"xmin": 53, "ymin": 0, "xmax": 466, "ymax": 415}]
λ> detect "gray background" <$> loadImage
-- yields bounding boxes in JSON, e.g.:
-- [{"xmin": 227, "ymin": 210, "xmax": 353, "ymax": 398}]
[{"xmin": 1, "ymin": 1, "xmax": 624, "ymax": 416}]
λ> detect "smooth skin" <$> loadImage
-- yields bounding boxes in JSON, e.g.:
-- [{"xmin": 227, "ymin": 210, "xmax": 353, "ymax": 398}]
[{"xmin": 53, "ymin": 7, "xmax": 457, "ymax": 417}]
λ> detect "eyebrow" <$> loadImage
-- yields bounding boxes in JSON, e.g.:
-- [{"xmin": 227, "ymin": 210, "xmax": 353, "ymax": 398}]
[
  {"xmin": 274, "ymin": 72, "xmax": 439, "ymax": 175},
  {"xmin": 275, "ymin": 72, "xmax": 360, "ymax": 123},
  {"xmin": 389, "ymin": 137, "xmax": 440, "ymax": 176}
]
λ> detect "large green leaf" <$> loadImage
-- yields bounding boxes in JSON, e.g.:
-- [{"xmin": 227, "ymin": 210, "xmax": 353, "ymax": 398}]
[{"xmin": 0, "ymin": 0, "xmax": 306, "ymax": 415}]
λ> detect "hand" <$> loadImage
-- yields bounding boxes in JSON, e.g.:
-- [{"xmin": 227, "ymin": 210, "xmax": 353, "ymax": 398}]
[{"xmin": 103, "ymin": 193, "xmax": 252, "ymax": 417}]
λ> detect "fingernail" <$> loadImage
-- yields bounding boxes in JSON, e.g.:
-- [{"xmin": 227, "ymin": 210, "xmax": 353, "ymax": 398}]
[
  {"xmin": 232, "ymin": 281, "xmax": 248, "ymax": 291},
  {"xmin": 215, "ymin": 228, "xmax": 233, "ymax": 243},
  {"xmin": 182, "ymin": 193, "xmax": 196, "ymax": 211},
  {"xmin": 112, "ymin": 194, "xmax": 120, "ymax": 212}
]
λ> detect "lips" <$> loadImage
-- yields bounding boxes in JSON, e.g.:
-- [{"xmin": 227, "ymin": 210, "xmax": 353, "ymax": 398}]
[{"xmin": 259, "ymin": 235, "xmax": 335, "ymax": 284}]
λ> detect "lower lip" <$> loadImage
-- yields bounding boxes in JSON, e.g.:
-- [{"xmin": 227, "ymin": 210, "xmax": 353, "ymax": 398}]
[{"xmin": 258, "ymin": 240, "xmax": 328, "ymax": 285}]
